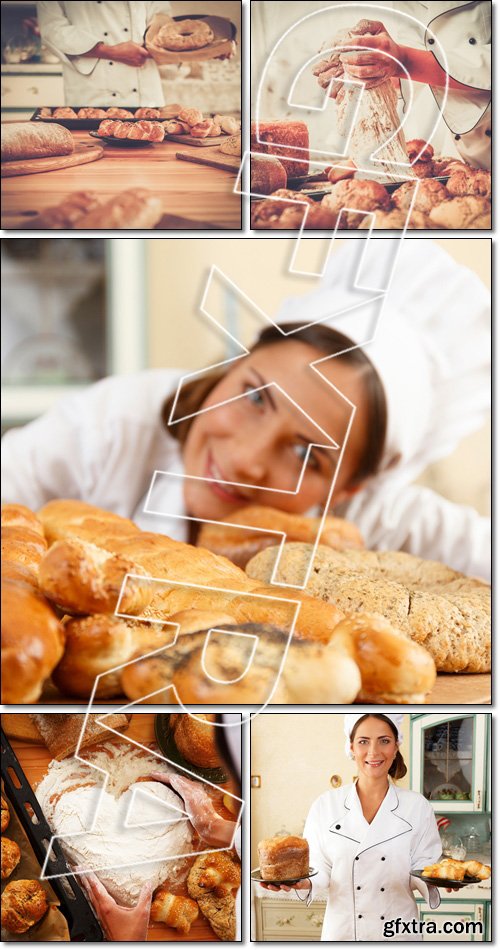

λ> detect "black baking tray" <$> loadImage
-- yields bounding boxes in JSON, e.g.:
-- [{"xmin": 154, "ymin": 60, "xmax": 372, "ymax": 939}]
[
  {"xmin": 284, "ymin": 173, "xmax": 450, "ymax": 199},
  {"xmin": 30, "ymin": 108, "xmax": 161, "ymax": 130},
  {"xmin": 1, "ymin": 730, "xmax": 104, "ymax": 941}
]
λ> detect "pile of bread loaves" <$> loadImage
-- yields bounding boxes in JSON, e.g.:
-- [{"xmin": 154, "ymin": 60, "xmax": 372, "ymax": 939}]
[
  {"xmin": 1, "ymin": 500, "xmax": 490, "ymax": 706},
  {"xmin": 250, "ymin": 121, "xmax": 491, "ymax": 229}
]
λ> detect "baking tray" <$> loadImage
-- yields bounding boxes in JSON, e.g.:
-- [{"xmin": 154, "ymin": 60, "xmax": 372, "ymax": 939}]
[
  {"xmin": 1, "ymin": 730, "xmax": 104, "ymax": 941},
  {"xmin": 30, "ymin": 109, "xmax": 166, "ymax": 130},
  {"xmin": 285, "ymin": 173, "xmax": 450, "ymax": 198}
]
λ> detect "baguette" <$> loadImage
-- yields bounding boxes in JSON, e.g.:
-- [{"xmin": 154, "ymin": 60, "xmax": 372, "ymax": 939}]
[{"xmin": 1, "ymin": 122, "xmax": 74, "ymax": 162}]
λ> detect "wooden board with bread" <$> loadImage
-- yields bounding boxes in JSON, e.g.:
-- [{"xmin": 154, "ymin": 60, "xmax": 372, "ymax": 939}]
[
  {"xmin": 0, "ymin": 500, "xmax": 490, "ymax": 706},
  {"xmin": 1, "ymin": 713, "xmax": 241, "ymax": 941}
]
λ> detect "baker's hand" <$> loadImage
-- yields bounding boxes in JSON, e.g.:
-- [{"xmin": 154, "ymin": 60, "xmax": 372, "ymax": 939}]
[
  {"xmin": 149, "ymin": 772, "xmax": 236, "ymax": 848},
  {"xmin": 313, "ymin": 29, "xmax": 349, "ymax": 99},
  {"xmin": 76, "ymin": 869, "xmax": 152, "ymax": 941},
  {"xmin": 107, "ymin": 41, "xmax": 151, "ymax": 67},
  {"xmin": 339, "ymin": 20, "xmax": 406, "ymax": 88},
  {"xmin": 260, "ymin": 880, "xmax": 310, "ymax": 892}
]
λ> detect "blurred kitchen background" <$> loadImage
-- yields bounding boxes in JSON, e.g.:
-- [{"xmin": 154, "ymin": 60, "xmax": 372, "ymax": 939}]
[
  {"xmin": 1, "ymin": 237, "xmax": 491, "ymax": 517},
  {"xmin": 250, "ymin": 713, "xmax": 491, "ymax": 941},
  {"xmin": 1, "ymin": 0, "xmax": 241, "ymax": 116}
]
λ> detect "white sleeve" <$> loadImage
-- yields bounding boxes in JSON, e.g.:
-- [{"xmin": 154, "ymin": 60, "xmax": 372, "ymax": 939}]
[
  {"xmin": 1, "ymin": 385, "xmax": 112, "ymax": 510},
  {"xmin": 303, "ymin": 798, "xmax": 332, "ymax": 897},
  {"xmin": 36, "ymin": 2, "xmax": 100, "ymax": 75},
  {"xmin": 410, "ymin": 801, "xmax": 442, "ymax": 910},
  {"xmin": 340, "ymin": 482, "xmax": 490, "ymax": 581},
  {"xmin": 146, "ymin": 1, "xmax": 172, "ymax": 21}
]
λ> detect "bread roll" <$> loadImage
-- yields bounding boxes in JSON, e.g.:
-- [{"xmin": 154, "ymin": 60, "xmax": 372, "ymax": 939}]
[
  {"xmin": 2, "ymin": 579, "xmax": 65, "ymax": 703},
  {"xmin": 463, "ymin": 860, "xmax": 491, "ymax": 880},
  {"xmin": 38, "ymin": 538, "xmax": 154, "ymax": 616},
  {"xmin": 219, "ymin": 134, "xmax": 240, "ymax": 156},
  {"xmin": 198, "ymin": 504, "xmax": 364, "ymax": 568},
  {"xmin": 1, "ymin": 525, "xmax": 47, "ymax": 585},
  {"xmin": 75, "ymin": 188, "xmax": 163, "ymax": 229},
  {"xmin": 171, "ymin": 714, "xmax": 220, "ymax": 767},
  {"xmin": 1, "ymin": 880, "xmax": 49, "ymax": 933},
  {"xmin": 1, "ymin": 122, "xmax": 74, "ymax": 162},
  {"xmin": 151, "ymin": 890, "xmax": 199, "ymax": 933},
  {"xmin": 2, "ymin": 838, "xmax": 21, "ymax": 879},
  {"xmin": 24, "ymin": 192, "xmax": 101, "ymax": 230},
  {"xmin": 258, "ymin": 835, "xmax": 309, "ymax": 880},
  {"xmin": 1, "ymin": 503, "xmax": 45, "ymax": 537}
]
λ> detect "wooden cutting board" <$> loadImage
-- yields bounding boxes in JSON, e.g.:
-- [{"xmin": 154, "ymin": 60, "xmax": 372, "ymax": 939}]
[
  {"xmin": 175, "ymin": 149, "xmax": 240, "ymax": 172},
  {"xmin": 166, "ymin": 133, "xmax": 228, "ymax": 147},
  {"xmin": 1, "ymin": 142, "xmax": 104, "ymax": 178},
  {"xmin": 427, "ymin": 673, "xmax": 491, "ymax": 705}
]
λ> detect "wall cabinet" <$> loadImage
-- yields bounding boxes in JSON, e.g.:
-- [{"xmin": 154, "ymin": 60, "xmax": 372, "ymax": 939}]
[{"xmin": 411, "ymin": 714, "xmax": 488, "ymax": 813}]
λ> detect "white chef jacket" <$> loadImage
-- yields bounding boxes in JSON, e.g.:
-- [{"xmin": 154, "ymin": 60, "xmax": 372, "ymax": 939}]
[
  {"xmin": 36, "ymin": 2, "xmax": 170, "ymax": 106},
  {"xmin": 304, "ymin": 783, "xmax": 442, "ymax": 942},
  {"xmin": 395, "ymin": 1, "xmax": 491, "ymax": 168},
  {"xmin": 1, "ymin": 368, "xmax": 490, "ymax": 579}
]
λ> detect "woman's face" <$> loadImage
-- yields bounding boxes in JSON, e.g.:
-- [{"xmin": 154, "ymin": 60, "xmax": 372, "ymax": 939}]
[
  {"xmin": 350, "ymin": 717, "xmax": 398, "ymax": 780},
  {"xmin": 182, "ymin": 341, "xmax": 371, "ymax": 521}
]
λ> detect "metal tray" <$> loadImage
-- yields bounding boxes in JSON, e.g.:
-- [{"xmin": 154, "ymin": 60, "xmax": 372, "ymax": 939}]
[
  {"xmin": 31, "ymin": 109, "xmax": 161, "ymax": 130},
  {"xmin": 1, "ymin": 730, "xmax": 104, "ymax": 941}
]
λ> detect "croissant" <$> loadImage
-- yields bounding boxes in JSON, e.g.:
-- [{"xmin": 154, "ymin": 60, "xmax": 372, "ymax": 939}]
[{"xmin": 150, "ymin": 890, "xmax": 199, "ymax": 934}]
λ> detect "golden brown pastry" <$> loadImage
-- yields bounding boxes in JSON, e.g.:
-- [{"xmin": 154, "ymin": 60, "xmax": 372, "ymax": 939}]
[
  {"xmin": 1, "ymin": 880, "xmax": 49, "ymax": 933},
  {"xmin": 406, "ymin": 139, "xmax": 434, "ymax": 163},
  {"xmin": 412, "ymin": 160, "xmax": 437, "ymax": 179},
  {"xmin": 171, "ymin": 713, "xmax": 220, "ymax": 767},
  {"xmin": 25, "ymin": 192, "xmax": 101, "ymax": 230},
  {"xmin": 2, "ymin": 838, "xmax": 21, "ymax": 880},
  {"xmin": 1, "ymin": 504, "xmax": 45, "ymax": 538},
  {"xmin": 264, "ymin": 203, "xmax": 338, "ymax": 230},
  {"xmin": 163, "ymin": 119, "xmax": 191, "ymax": 134},
  {"xmin": 150, "ymin": 889, "xmax": 199, "ymax": 933},
  {"xmin": 77, "ymin": 108, "xmax": 107, "ymax": 118},
  {"xmin": 39, "ymin": 107, "xmax": 52, "ymax": 117},
  {"xmin": 446, "ymin": 169, "xmax": 491, "ymax": 199},
  {"xmin": 134, "ymin": 107, "xmax": 161, "ymax": 119},
  {"xmin": 250, "ymin": 190, "xmax": 315, "ymax": 228},
  {"xmin": 1, "ymin": 525, "xmax": 47, "ymax": 585},
  {"xmin": 51, "ymin": 614, "xmax": 172, "ymax": 699},
  {"xmin": 29, "ymin": 713, "xmax": 130, "ymax": 760},
  {"xmin": 105, "ymin": 107, "xmax": 134, "ymax": 118},
  {"xmin": 393, "ymin": 178, "xmax": 449, "ymax": 214},
  {"xmin": 188, "ymin": 851, "xmax": 240, "ymax": 941},
  {"xmin": 428, "ymin": 196, "xmax": 491, "ymax": 229},
  {"xmin": 190, "ymin": 119, "xmax": 215, "ymax": 138},
  {"xmin": 463, "ymin": 860, "xmax": 491, "ymax": 880},
  {"xmin": 38, "ymin": 538, "xmax": 153, "ymax": 615},
  {"xmin": 423, "ymin": 862, "xmax": 465, "ymax": 882},
  {"xmin": 52, "ymin": 107, "xmax": 77, "ymax": 119},
  {"xmin": 213, "ymin": 114, "xmax": 240, "ymax": 136},
  {"xmin": 178, "ymin": 107, "xmax": 203, "ymax": 127},
  {"xmin": 326, "ymin": 159, "xmax": 357, "ymax": 184},
  {"xmin": 2, "ymin": 579, "xmax": 65, "ymax": 703},
  {"xmin": 158, "ymin": 103, "xmax": 184, "ymax": 119},
  {"xmin": 321, "ymin": 179, "xmax": 391, "ymax": 228},
  {"xmin": 251, "ymin": 156, "xmax": 287, "ymax": 195},
  {"xmin": 358, "ymin": 208, "xmax": 431, "ymax": 230},
  {"xmin": 157, "ymin": 20, "xmax": 214, "ymax": 51},
  {"xmin": 258, "ymin": 835, "xmax": 309, "ymax": 880},
  {"xmin": 1, "ymin": 795, "xmax": 10, "ymax": 832},
  {"xmin": 75, "ymin": 188, "xmax": 163, "ymax": 229},
  {"xmin": 219, "ymin": 134, "xmax": 241, "ymax": 156}
]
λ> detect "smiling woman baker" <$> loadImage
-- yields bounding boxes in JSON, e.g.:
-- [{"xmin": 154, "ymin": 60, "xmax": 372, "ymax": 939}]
[
  {"xmin": 262, "ymin": 714, "xmax": 444, "ymax": 942},
  {"xmin": 1, "ymin": 242, "xmax": 490, "ymax": 578}
]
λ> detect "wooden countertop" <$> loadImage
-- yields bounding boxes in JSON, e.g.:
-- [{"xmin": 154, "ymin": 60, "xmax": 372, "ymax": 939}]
[
  {"xmin": 2, "ymin": 713, "xmax": 232, "ymax": 942},
  {"xmin": 1, "ymin": 130, "xmax": 241, "ymax": 230}
]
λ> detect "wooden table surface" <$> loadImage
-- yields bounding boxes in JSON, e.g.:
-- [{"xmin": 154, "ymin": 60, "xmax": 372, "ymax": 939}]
[
  {"xmin": 1, "ymin": 130, "xmax": 241, "ymax": 230},
  {"xmin": 2, "ymin": 713, "xmax": 226, "ymax": 942}
]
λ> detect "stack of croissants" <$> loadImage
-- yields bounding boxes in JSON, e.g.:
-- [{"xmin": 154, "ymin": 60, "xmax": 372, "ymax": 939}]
[
  {"xmin": 422, "ymin": 859, "xmax": 490, "ymax": 883},
  {"xmin": 1, "ymin": 499, "xmax": 490, "ymax": 705}
]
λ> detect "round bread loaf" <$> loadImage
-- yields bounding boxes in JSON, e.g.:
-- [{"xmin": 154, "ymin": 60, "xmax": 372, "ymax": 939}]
[
  {"xmin": 258, "ymin": 835, "xmax": 309, "ymax": 881},
  {"xmin": 1, "ymin": 880, "xmax": 49, "ymax": 934},
  {"xmin": 246, "ymin": 544, "xmax": 490, "ymax": 673},
  {"xmin": 251, "ymin": 156, "xmax": 287, "ymax": 195}
]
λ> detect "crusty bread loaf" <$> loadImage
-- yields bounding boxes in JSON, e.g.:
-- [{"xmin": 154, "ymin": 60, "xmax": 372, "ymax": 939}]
[
  {"xmin": 251, "ymin": 155, "xmax": 287, "ymax": 195},
  {"xmin": 258, "ymin": 835, "xmax": 309, "ymax": 881},
  {"xmin": 251, "ymin": 120, "xmax": 309, "ymax": 178},
  {"xmin": 187, "ymin": 851, "xmax": 240, "ymax": 941},
  {"xmin": 219, "ymin": 134, "xmax": 241, "ymax": 156},
  {"xmin": 246, "ymin": 544, "xmax": 490, "ymax": 674},
  {"xmin": 171, "ymin": 714, "xmax": 220, "ymax": 768},
  {"xmin": 198, "ymin": 504, "xmax": 364, "ymax": 568},
  {"xmin": 1, "ymin": 504, "xmax": 45, "ymax": 537},
  {"xmin": 29, "ymin": 712, "xmax": 130, "ymax": 760},
  {"xmin": 2, "ymin": 579, "xmax": 65, "ymax": 704},
  {"xmin": 1, "ymin": 122, "xmax": 74, "ymax": 162}
]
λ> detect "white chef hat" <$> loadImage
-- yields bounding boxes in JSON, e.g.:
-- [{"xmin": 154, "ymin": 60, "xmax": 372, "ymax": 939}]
[
  {"xmin": 344, "ymin": 713, "xmax": 404, "ymax": 758},
  {"xmin": 272, "ymin": 240, "xmax": 490, "ymax": 487}
]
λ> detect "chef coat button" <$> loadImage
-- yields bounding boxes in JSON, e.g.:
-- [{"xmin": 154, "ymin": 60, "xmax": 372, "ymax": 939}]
[
  {"xmin": 381, "ymin": 916, "xmax": 385, "ymax": 920},
  {"xmin": 335, "ymin": 824, "xmax": 341, "ymax": 829},
  {"xmin": 111, "ymin": 92, "xmax": 116, "ymax": 97},
  {"xmin": 486, "ymin": 129, "xmax": 491, "ymax": 137},
  {"xmin": 381, "ymin": 887, "xmax": 385, "ymax": 892},
  {"xmin": 356, "ymin": 886, "xmax": 361, "ymax": 890},
  {"xmin": 381, "ymin": 857, "xmax": 385, "ymax": 861},
  {"xmin": 428, "ymin": 37, "xmax": 434, "ymax": 45},
  {"xmin": 124, "ymin": 27, "xmax": 129, "ymax": 32},
  {"xmin": 468, "ymin": 37, "xmax": 477, "ymax": 44},
  {"xmin": 455, "ymin": 134, "xmax": 461, "ymax": 140},
  {"xmin": 355, "ymin": 857, "xmax": 359, "ymax": 861},
  {"xmin": 104, "ymin": 32, "xmax": 108, "ymax": 36},
  {"xmin": 132, "ymin": 88, "xmax": 138, "ymax": 93},
  {"xmin": 109, "ymin": 62, "xmax": 113, "ymax": 66},
  {"xmin": 358, "ymin": 914, "xmax": 362, "ymax": 919}
]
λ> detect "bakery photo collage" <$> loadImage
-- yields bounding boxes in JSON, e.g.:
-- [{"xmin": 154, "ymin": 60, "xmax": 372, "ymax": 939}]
[{"xmin": 0, "ymin": 0, "xmax": 493, "ymax": 945}]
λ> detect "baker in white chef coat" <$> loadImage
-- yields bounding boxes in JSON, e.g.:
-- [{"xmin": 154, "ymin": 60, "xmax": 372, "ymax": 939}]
[
  {"xmin": 262, "ymin": 714, "xmax": 444, "ymax": 942},
  {"xmin": 36, "ymin": 2, "xmax": 171, "ymax": 106},
  {"xmin": 315, "ymin": 1, "xmax": 491, "ymax": 168},
  {"xmin": 1, "ymin": 241, "xmax": 490, "ymax": 579}
]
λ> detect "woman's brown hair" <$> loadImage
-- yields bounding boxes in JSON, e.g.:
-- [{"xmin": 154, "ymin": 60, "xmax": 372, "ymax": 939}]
[
  {"xmin": 350, "ymin": 714, "xmax": 407, "ymax": 781},
  {"xmin": 161, "ymin": 322, "xmax": 387, "ymax": 487}
]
